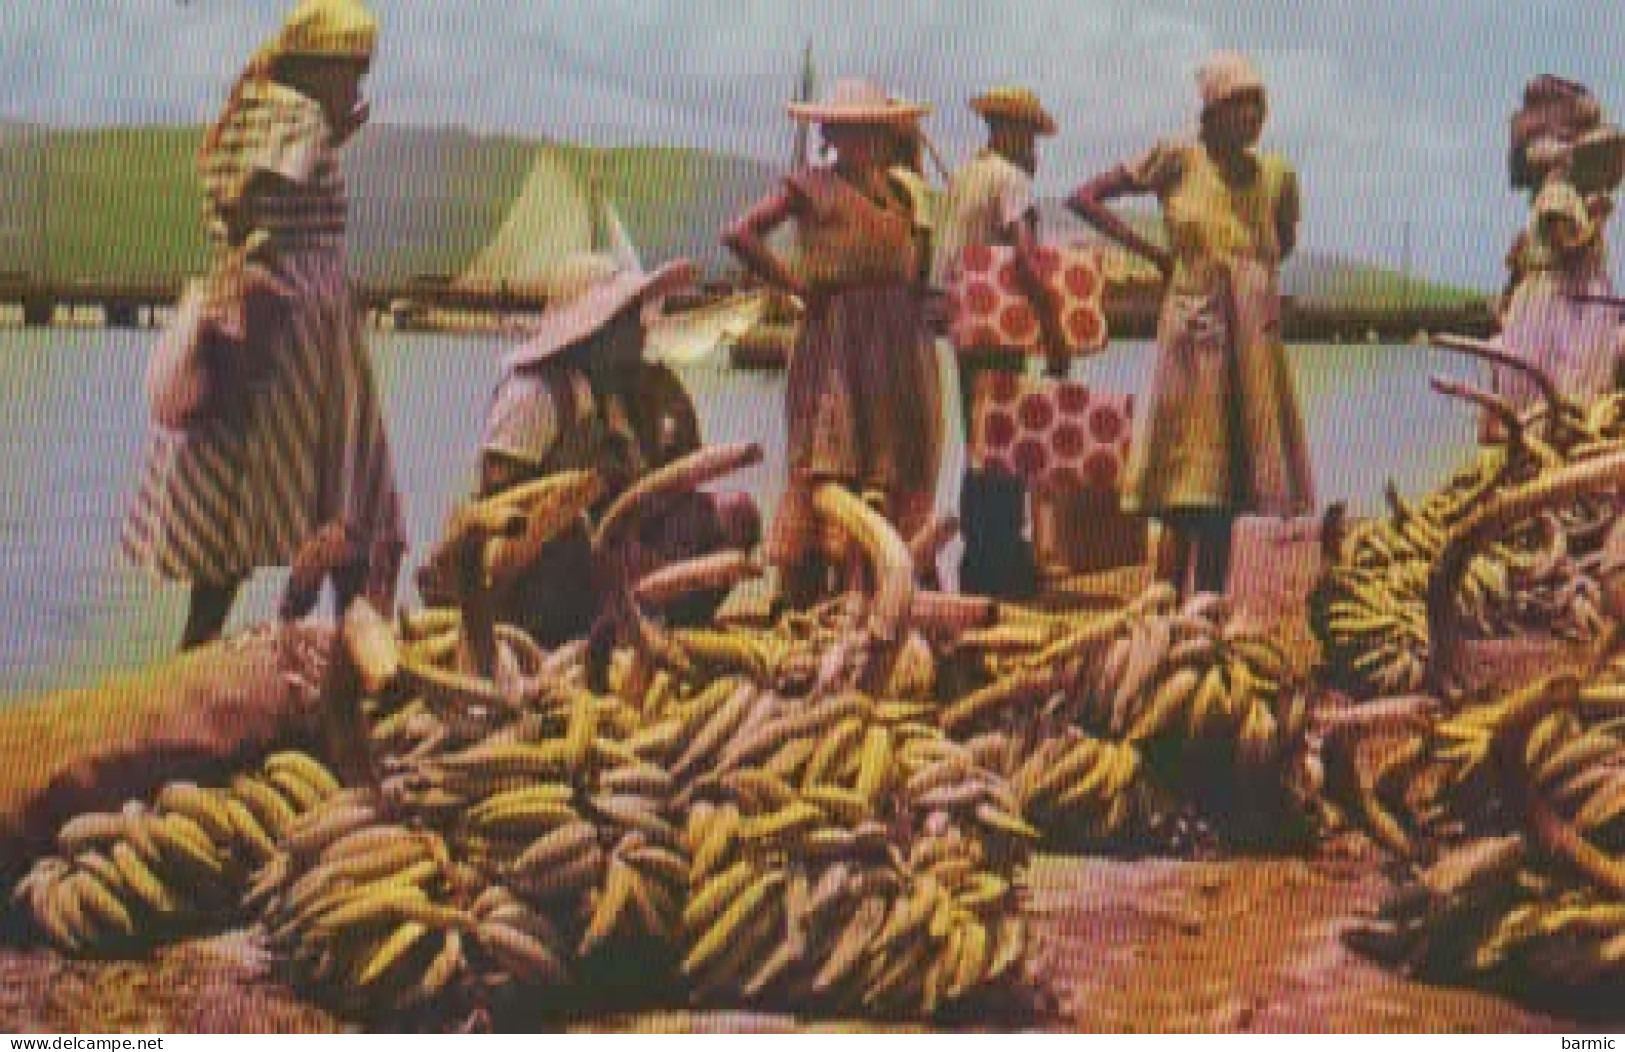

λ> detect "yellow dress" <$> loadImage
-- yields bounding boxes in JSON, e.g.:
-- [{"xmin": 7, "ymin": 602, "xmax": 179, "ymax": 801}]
[{"xmin": 1121, "ymin": 141, "xmax": 1315, "ymax": 518}]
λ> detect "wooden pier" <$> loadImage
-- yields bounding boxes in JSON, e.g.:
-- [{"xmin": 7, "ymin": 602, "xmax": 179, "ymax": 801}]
[
  {"xmin": 0, "ymin": 274, "xmax": 565, "ymax": 330},
  {"xmin": 0, "ymin": 273, "xmax": 1499, "ymax": 343}
]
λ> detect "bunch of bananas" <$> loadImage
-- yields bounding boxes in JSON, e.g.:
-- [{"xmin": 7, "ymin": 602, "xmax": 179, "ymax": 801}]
[
  {"xmin": 254, "ymin": 799, "xmax": 482, "ymax": 1017},
  {"xmin": 440, "ymin": 693, "xmax": 688, "ymax": 960},
  {"xmin": 1312, "ymin": 462, "xmax": 1537, "ymax": 697},
  {"xmin": 679, "ymin": 821, "xmax": 1029, "ymax": 1016},
  {"xmin": 669, "ymin": 690, "xmax": 1035, "ymax": 1015},
  {"xmin": 944, "ymin": 586, "xmax": 1314, "ymax": 849},
  {"xmin": 1339, "ymin": 668, "xmax": 1625, "ymax": 993},
  {"xmin": 1313, "ymin": 385, "xmax": 1625, "ymax": 699},
  {"xmin": 1079, "ymin": 595, "xmax": 1304, "ymax": 757},
  {"xmin": 246, "ymin": 590, "xmax": 1039, "ymax": 1023},
  {"xmin": 15, "ymin": 751, "xmax": 339, "ymax": 955},
  {"xmin": 1008, "ymin": 730, "xmax": 1151, "ymax": 847},
  {"xmin": 251, "ymin": 789, "xmax": 596, "ymax": 1019}
]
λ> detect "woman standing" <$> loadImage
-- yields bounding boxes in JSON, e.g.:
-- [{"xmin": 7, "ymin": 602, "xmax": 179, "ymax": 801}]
[
  {"xmin": 1067, "ymin": 51, "xmax": 1314, "ymax": 599},
  {"xmin": 122, "ymin": 0, "xmax": 405, "ymax": 649},
  {"xmin": 1497, "ymin": 118, "xmax": 1625, "ymax": 415},
  {"xmin": 723, "ymin": 79, "xmax": 944, "ymax": 606}
]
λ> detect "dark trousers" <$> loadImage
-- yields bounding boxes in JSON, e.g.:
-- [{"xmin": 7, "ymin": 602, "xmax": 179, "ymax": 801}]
[{"xmin": 956, "ymin": 350, "xmax": 1036, "ymax": 600}]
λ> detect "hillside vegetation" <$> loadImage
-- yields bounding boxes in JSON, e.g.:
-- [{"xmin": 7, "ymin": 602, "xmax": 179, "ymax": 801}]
[{"xmin": 0, "ymin": 123, "xmax": 1479, "ymax": 305}]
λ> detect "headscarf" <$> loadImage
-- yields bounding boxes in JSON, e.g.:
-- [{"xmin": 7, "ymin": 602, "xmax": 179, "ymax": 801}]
[
  {"xmin": 1196, "ymin": 51, "xmax": 1266, "ymax": 114},
  {"xmin": 200, "ymin": 0, "xmax": 377, "ymax": 161}
]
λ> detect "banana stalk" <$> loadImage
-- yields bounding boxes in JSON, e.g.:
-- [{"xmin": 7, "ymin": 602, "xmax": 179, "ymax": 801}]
[{"xmin": 1426, "ymin": 451, "xmax": 1625, "ymax": 694}]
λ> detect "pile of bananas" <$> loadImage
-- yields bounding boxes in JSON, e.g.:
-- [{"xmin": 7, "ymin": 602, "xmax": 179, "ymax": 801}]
[
  {"xmin": 1311, "ymin": 464, "xmax": 1611, "ymax": 697},
  {"xmin": 1337, "ymin": 666, "xmax": 1625, "ymax": 992},
  {"xmin": 13, "ymin": 751, "xmax": 340, "ymax": 955},
  {"xmin": 665, "ymin": 690, "xmax": 1036, "ymax": 1015},
  {"xmin": 1312, "ymin": 381, "xmax": 1625, "ymax": 699},
  {"xmin": 237, "ymin": 591, "xmax": 1040, "ymax": 1024},
  {"xmin": 945, "ymin": 586, "xmax": 1316, "ymax": 849},
  {"xmin": 15, "ymin": 445, "xmax": 1322, "ymax": 1023}
]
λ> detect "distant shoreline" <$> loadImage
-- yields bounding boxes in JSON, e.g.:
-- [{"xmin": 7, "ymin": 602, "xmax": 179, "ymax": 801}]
[
  {"xmin": 0, "ymin": 278, "xmax": 1497, "ymax": 346},
  {"xmin": 0, "ymin": 123, "xmax": 1491, "ymax": 309}
]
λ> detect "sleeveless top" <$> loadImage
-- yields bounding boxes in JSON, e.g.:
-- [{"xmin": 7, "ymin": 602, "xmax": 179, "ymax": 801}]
[
  {"xmin": 787, "ymin": 167, "xmax": 920, "ymax": 290},
  {"xmin": 1125, "ymin": 141, "xmax": 1298, "ymax": 295}
]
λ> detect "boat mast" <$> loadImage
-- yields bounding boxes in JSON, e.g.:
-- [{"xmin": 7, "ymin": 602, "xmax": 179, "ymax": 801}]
[{"xmin": 791, "ymin": 38, "xmax": 816, "ymax": 171}]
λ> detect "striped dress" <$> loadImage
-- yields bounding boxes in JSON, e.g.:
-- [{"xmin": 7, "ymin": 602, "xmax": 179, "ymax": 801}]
[{"xmin": 121, "ymin": 80, "xmax": 404, "ymax": 587}]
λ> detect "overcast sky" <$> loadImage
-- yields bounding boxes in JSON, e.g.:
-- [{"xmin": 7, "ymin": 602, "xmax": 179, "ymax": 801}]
[{"xmin": 10, "ymin": 1, "xmax": 1625, "ymax": 288}]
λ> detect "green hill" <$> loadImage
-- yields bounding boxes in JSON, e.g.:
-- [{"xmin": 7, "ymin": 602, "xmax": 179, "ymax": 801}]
[
  {"xmin": 0, "ymin": 124, "xmax": 778, "ymax": 285},
  {"xmin": 1032, "ymin": 200, "xmax": 1483, "ymax": 307},
  {"xmin": 0, "ymin": 123, "xmax": 1478, "ymax": 306}
]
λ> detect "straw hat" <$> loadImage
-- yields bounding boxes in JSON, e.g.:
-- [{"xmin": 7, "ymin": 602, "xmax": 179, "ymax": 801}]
[
  {"xmin": 788, "ymin": 78, "xmax": 930, "ymax": 126},
  {"xmin": 969, "ymin": 87, "xmax": 1057, "ymax": 136},
  {"xmin": 1197, "ymin": 51, "xmax": 1266, "ymax": 112},
  {"xmin": 502, "ymin": 258, "xmax": 699, "ymax": 371},
  {"xmin": 276, "ymin": 0, "xmax": 378, "ymax": 60}
]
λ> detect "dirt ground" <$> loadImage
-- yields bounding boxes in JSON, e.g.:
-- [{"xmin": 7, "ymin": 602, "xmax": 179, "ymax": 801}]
[{"xmin": 0, "ymin": 518, "xmax": 1611, "ymax": 1033}]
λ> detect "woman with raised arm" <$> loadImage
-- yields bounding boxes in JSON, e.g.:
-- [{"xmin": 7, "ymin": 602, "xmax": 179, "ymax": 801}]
[
  {"xmin": 723, "ymin": 78, "xmax": 943, "ymax": 608},
  {"xmin": 122, "ymin": 0, "xmax": 405, "ymax": 650},
  {"xmin": 1066, "ymin": 51, "xmax": 1313, "ymax": 600},
  {"xmin": 1497, "ymin": 75, "xmax": 1625, "ymax": 417}
]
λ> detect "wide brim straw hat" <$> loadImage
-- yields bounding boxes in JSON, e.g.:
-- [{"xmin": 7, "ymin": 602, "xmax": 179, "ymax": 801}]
[
  {"xmin": 502, "ymin": 257, "xmax": 700, "ymax": 371},
  {"xmin": 276, "ymin": 0, "xmax": 378, "ymax": 60},
  {"xmin": 969, "ymin": 86, "xmax": 1057, "ymax": 136},
  {"xmin": 1197, "ymin": 51, "xmax": 1266, "ymax": 113},
  {"xmin": 788, "ymin": 77, "xmax": 930, "ymax": 126}
]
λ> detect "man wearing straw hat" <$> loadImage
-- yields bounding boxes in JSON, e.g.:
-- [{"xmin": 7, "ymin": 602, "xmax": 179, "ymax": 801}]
[
  {"xmin": 418, "ymin": 258, "xmax": 761, "ymax": 645},
  {"xmin": 932, "ymin": 86, "xmax": 1066, "ymax": 599}
]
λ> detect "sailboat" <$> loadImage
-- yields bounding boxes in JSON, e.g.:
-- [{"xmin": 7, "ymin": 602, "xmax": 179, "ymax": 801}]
[
  {"xmin": 390, "ymin": 147, "xmax": 768, "ymax": 360},
  {"xmin": 390, "ymin": 148, "xmax": 641, "ymax": 336}
]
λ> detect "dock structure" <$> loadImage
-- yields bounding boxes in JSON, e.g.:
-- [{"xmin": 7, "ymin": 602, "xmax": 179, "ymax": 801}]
[
  {"xmin": 0, "ymin": 274, "xmax": 566, "ymax": 330},
  {"xmin": 1105, "ymin": 291, "xmax": 1499, "ymax": 342},
  {"xmin": 0, "ymin": 273, "xmax": 1500, "ymax": 342}
]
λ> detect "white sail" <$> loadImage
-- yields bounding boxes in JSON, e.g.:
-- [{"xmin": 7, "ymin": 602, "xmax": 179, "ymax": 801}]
[
  {"xmin": 588, "ymin": 178, "xmax": 643, "ymax": 273},
  {"xmin": 458, "ymin": 147, "xmax": 596, "ymax": 290}
]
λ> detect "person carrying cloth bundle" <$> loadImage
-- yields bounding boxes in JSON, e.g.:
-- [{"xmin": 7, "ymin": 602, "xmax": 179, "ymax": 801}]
[
  {"xmin": 417, "ymin": 258, "xmax": 761, "ymax": 646},
  {"xmin": 931, "ymin": 86, "xmax": 1067, "ymax": 599},
  {"xmin": 1494, "ymin": 75, "xmax": 1625, "ymax": 421},
  {"xmin": 1067, "ymin": 51, "xmax": 1314, "ymax": 600},
  {"xmin": 724, "ymin": 78, "xmax": 945, "ymax": 609},
  {"xmin": 121, "ymin": 0, "xmax": 406, "ymax": 650}
]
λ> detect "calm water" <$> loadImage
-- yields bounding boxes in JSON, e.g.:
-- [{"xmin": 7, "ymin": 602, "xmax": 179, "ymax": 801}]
[{"xmin": 0, "ymin": 327, "xmax": 1480, "ymax": 700}]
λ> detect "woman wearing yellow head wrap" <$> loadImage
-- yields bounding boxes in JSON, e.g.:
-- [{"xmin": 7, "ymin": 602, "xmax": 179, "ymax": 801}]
[{"xmin": 122, "ymin": 0, "xmax": 406, "ymax": 649}]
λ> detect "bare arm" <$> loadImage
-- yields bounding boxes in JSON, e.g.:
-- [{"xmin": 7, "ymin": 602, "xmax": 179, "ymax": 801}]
[
  {"xmin": 1066, "ymin": 166, "xmax": 1173, "ymax": 280},
  {"xmin": 1276, "ymin": 167, "xmax": 1301, "ymax": 261},
  {"xmin": 722, "ymin": 191, "xmax": 808, "ymax": 302},
  {"xmin": 1010, "ymin": 213, "xmax": 1069, "ymax": 376}
]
